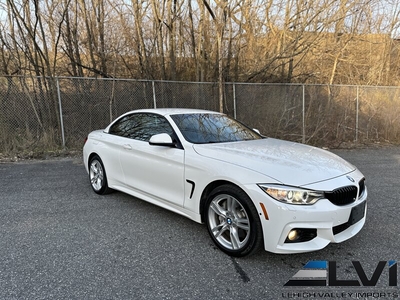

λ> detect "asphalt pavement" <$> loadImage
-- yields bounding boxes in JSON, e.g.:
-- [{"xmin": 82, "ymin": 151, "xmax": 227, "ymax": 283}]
[{"xmin": 0, "ymin": 146, "xmax": 399, "ymax": 299}]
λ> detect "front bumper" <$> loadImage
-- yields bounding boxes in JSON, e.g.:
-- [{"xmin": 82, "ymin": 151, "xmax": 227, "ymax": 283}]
[{"xmin": 245, "ymin": 172, "xmax": 368, "ymax": 254}]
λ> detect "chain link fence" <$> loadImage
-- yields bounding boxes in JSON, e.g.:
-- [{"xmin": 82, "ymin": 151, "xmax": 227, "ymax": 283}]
[{"xmin": 1, "ymin": 76, "xmax": 399, "ymax": 155}]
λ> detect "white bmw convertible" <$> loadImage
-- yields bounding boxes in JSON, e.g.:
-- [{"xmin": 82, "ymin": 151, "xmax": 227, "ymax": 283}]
[{"xmin": 83, "ymin": 108, "xmax": 367, "ymax": 256}]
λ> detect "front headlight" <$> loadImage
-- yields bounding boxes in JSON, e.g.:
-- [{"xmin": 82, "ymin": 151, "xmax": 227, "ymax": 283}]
[{"xmin": 258, "ymin": 184, "xmax": 325, "ymax": 205}]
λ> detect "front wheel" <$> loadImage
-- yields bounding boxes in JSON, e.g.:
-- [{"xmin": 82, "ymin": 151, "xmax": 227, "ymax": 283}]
[
  {"xmin": 205, "ymin": 184, "xmax": 263, "ymax": 257},
  {"xmin": 89, "ymin": 155, "xmax": 111, "ymax": 195}
]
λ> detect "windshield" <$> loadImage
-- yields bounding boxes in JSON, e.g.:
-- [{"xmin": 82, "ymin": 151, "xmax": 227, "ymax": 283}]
[{"xmin": 170, "ymin": 113, "xmax": 262, "ymax": 144}]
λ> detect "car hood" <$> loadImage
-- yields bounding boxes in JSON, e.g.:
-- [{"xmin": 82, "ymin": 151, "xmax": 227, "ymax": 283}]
[{"xmin": 192, "ymin": 138, "xmax": 356, "ymax": 186}]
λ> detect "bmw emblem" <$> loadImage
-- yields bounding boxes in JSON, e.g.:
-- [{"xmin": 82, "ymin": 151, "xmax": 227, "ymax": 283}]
[{"xmin": 346, "ymin": 176, "xmax": 355, "ymax": 182}]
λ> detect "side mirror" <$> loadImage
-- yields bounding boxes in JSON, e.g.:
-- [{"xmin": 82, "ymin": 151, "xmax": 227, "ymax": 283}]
[{"xmin": 149, "ymin": 133, "xmax": 175, "ymax": 147}]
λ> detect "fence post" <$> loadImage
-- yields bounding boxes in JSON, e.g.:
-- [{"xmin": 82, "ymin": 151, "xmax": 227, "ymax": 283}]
[
  {"xmin": 152, "ymin": 81, "xmax": 157, "ymax": 108},
  {"xmin": 56, "ymin": 77, "xmax": 66, "ymax": 148},
  {"xmin": 302, "ymin": 84, "xmax": 306, "ymax": 144},
  {"xmin": 355, "ymin": 86, "xmax": 359, "ymax": 143},
  {"xmin": 233, "ymin": 83, "xmax": 237, "ymax": 119}
]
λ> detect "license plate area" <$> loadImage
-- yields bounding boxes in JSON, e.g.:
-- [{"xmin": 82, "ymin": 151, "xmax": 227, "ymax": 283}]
[
  {"xmin": 349, "ymin": 200, "xmax": 366, "ymax": 225},
  {"xmin": 333, "ymin": 201, "xmax": 366, "ymax": 235}
]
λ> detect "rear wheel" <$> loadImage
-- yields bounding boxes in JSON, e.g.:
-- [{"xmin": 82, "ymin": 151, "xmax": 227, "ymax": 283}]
[
  {"xmin": 205, "ymin": 184, "xmax": 263, "ymax": 257},
  {"xmin": 89, "ymin": 155, "xmax": 111, "ymax": 195}
]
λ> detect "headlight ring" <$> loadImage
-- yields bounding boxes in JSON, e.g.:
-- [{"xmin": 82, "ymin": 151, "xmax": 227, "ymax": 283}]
[{"xmin": 258, "ymin": 184, "xmax": 325, "ymax": 205}]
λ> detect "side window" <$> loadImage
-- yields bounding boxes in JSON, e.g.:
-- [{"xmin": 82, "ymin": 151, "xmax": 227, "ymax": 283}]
[
  {"xmin": 109, "ymin": 113, "xmax": 173, "ymax": 142},
  {"xmin": 108, "ymin": 114, "xmax": 138, "ymax": 138}
]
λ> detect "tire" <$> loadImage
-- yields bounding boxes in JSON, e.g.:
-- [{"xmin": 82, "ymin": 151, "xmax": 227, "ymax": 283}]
[
  {"xmin": 88, "ymin": 155, "xmax": 111, "ymax": 195},
  {"xmin": 205, "ymin": 184, "xmax": 263, "ymax": 257}
]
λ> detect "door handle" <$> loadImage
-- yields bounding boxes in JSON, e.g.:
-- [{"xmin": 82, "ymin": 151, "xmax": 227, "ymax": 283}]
[{"xmin": 123, "ymin": 144, "xmax": 132, "ymax": 150}]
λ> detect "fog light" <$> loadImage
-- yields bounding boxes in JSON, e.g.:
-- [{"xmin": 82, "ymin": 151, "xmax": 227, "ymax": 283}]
[
  {"xmin": 284, "ymin": 228, "xmax": 317, "ymax": 243},
  {"xmin": 287, "ymin": 229, "xmax": 299, "ymax": 241}
]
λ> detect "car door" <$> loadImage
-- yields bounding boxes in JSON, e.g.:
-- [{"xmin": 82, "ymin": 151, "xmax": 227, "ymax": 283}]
[{"xmin": 110, "ymin": 113, "xmax": 185, "ymax": 206}]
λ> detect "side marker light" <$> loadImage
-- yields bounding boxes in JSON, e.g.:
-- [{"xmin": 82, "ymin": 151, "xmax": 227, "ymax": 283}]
[{"xmin": 259, "ymin": 203, "xmax": 269, "ymax": 220}]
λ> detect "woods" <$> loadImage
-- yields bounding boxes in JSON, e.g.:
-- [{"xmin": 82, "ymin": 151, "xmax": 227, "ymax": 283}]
[
  {"xmin": 1, "ymin": 1, "xmax": 400, "ymax": 155},
  {"xmin": 0, "ymin": 0, "xmax": 399, "ymax": 85}
]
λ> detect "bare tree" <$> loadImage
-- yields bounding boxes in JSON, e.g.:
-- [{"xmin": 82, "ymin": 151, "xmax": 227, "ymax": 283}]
[
  {"xmin": 131, "ymin": 0, "xmax": 150, "ymax": 78},
  {"xmin": 0, "ymin": 0, "xmax": 400, "ymax": 85},
  {"xmin": 62, "ymin": 0, "xmax": 84, "ymax": 77},
  {"xmin": 150, "ymin": 0, "xmax": 167, "ymax": 79}
]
